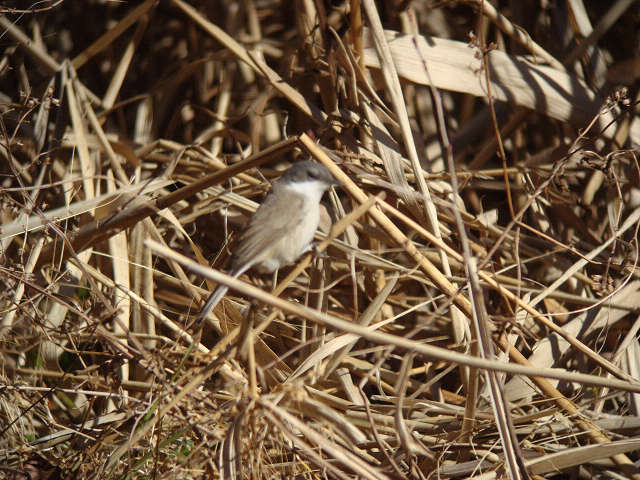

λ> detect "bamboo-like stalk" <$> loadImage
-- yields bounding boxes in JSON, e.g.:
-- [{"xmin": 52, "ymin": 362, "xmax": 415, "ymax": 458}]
[{"xmin": 3, "ymin": 2, "xmax": 640, "ymax": 478}]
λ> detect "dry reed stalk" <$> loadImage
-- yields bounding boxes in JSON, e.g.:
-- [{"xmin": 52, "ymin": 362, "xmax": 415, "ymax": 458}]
[{"xmin": 1, "ymin": 1, "xmax": 639, "ymax": 479}]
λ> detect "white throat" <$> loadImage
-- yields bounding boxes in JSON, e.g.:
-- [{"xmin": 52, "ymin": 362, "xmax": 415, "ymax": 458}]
[{"xmin": 281, "ymin": 179, "xmax": 329, "ymax": 203}]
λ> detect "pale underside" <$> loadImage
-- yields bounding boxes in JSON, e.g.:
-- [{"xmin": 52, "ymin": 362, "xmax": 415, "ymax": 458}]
[{"xmin": 231, "ymin": 182, "xmax": 322, "ymax": 274}]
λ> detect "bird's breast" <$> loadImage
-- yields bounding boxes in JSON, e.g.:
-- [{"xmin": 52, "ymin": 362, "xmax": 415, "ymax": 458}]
[{"xmin": 255, "ymin": 194, "xmax": 320, "ymax": 273}]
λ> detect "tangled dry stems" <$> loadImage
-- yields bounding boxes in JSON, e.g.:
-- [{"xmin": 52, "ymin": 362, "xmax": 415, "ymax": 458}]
[{"xmin": 1, "ymin": 1, "xmax": 640, "ymax": 479}]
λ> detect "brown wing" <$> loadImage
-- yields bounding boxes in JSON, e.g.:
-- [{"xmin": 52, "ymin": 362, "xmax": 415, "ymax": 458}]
[{"xmin": 231, "ymin": 187, "xmax": 306, "ymax": 272}]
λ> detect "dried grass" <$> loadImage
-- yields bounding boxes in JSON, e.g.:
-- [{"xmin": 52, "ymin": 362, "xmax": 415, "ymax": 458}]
[{"xmin": 1, "ymin": 1, "xmax": 640, "ymax": 479}]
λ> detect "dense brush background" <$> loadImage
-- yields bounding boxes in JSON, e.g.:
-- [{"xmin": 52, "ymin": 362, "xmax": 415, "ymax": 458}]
[{"xmin": 1, "ymin": 1, "xmax": 640, "ymax": 479}]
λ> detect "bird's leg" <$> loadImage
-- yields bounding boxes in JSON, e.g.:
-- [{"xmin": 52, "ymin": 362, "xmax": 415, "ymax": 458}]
[{"xmin": 311, "ymin": 242, "xmax": 329, "ymax": 260}]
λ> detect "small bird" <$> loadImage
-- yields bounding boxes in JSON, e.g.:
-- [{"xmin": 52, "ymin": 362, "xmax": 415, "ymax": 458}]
[{"xmin": 198, "ymin": 160, "xmax": 339, "ymax": 321}]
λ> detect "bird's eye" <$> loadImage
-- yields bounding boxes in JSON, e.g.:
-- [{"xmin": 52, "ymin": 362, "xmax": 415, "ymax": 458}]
[{"xmin": 308, "ymin": 169, "xmax": 318, "ymax": 179}]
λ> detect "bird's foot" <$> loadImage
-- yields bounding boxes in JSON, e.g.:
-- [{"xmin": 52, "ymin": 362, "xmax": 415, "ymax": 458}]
[{"xmin": 311, "ymin": 242, "xmax": 329, "ymax": 259}]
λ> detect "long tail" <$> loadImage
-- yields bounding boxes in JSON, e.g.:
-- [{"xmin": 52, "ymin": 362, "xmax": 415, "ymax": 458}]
[
  {"xmin": 197, "ymin": 264, "xmax": 250, "ymax": 323},
  {"xmin": 197, "ymin": 284, "xmax": 229, "ymax": 323}
]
